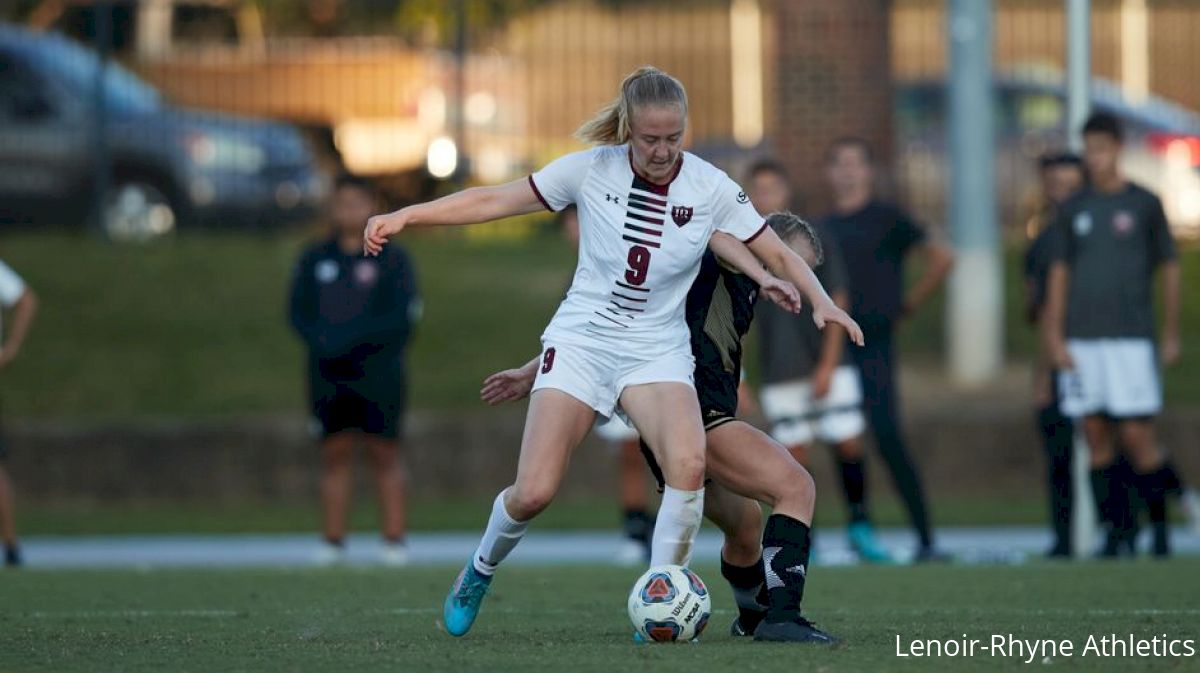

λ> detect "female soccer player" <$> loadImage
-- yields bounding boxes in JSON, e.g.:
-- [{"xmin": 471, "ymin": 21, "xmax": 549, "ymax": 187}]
[
  {"xmin": 484, "ymin": 213, "xmax": 845, "ymax": 643},
  {"xmin": 364, "ymin": 66, "xmax": 861, "ymax": 638}
]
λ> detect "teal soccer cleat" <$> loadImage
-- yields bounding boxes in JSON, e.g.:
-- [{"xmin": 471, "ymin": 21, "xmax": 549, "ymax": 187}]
[
  {"xmin": 848, "ymin": 521, "xmax": 893, "ymax": 564},
  {"xmin": 443, "ymin": 562, "xmax": 493, "ymax": 637}
]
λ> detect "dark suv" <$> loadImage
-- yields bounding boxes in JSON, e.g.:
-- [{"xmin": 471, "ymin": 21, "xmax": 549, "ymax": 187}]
[{"xmin": 0, "ymin": 24, "xmax": 325, "ymax": 239}]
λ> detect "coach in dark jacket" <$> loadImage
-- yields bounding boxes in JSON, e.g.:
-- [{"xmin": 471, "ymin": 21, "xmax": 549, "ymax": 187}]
[{"xmin": 289, "ymin": 174, "xmax": 420, "ymax": 565}]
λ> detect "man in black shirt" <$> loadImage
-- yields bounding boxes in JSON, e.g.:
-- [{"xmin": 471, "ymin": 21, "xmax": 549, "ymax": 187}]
[
  {"xmin": 289, "ymin": 174, "xmax": 420, "ymax": 565},
  {"xmin": 822, "ymin": 138, "xmax": 954, "ymax": 562},
  {"xmin": 747, "ymin": 160, "xmax": 889, "ymax": 563},
  {"xmin": 1023, "ymin": 152, "xmax": 1084, "ymax": 558},
  {"xmin": 1044, "ymin": 113, "xmax": 1184, "ymax": 557}
]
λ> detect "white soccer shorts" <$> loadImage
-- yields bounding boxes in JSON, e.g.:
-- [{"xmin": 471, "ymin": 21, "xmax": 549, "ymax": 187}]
[
  {"xmin": 531, "ymin": 337, "xmax": 695, "ymax": 420},
  {"xmin": 1058, "ymin": 338, "xmax": 1162, "ymax": 418},
  {"xmin": 760, "ymin": 365, "xmax": 865, "ymax": 447}
]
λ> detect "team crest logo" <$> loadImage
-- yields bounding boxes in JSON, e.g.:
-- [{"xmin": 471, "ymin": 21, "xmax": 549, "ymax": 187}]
[
  {"xmin": 1073, "ymin": 211, "xmax": 1092, "ymax": 236},
  {"xmin": 354, "ymin": 260, "xmax": 379, "ymax": 286},
  {"xmin": 1112, "ymin": 210, "xmax": 1136, "ymax": 236},
  {"xmin": 671, "ymin": 205, "xmax": 694, "ymax": 227},
  {"xmin": 736, "ymin": 191, "xmax": 749, "ymax": 204}
]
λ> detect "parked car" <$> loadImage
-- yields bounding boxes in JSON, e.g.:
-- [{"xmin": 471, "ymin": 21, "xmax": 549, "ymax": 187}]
[
  {"xmin": 0, "ymin": 24, "xmax": 325, "ymax": 239},
  {"xmin": 895, "ymin": 69, "xmax": 1200, "ymax": 239}
]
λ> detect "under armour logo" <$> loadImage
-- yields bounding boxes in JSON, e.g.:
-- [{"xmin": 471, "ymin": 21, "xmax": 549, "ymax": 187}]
[{"xmin": 606, "ymin": 194, "xmax": 620, "ymax": 204}]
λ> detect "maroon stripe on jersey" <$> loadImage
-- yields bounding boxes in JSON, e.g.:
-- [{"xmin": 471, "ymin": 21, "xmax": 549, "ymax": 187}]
[
  {"xmin": 612, "ymin": 291, "xmax": 648, "ymax": 303},
  {"xmin": 616, "ymin": 281, "xmax": 650, "ymax": 293},
  {"xmin": 743, "ymin": 221, "xmax": 769, "ymax": 244},
  {"xmin": 627, "ymin": 199, "xmax": 666, "ymax": 216},
  {"xmin": 611, "ymin": 301, "xmax": 645, "ymax": 313},
  {"xmin": 624, "ymin": 223, "xmax": 662, "ymax": 237},
  {"xmin": 622, "ymin": 235, "xmax": 661, "ymax": 249},
  {"xmin": 527, "ymin": 175, "xmax": 555, "ymax": 212},
  {"xmin": 627, "ymin": 211, "xmax": 665, "ymax": 225},
  {"xmin": 628, "ymin": 192, "xmax": 668, "ymax": 208},
  {"xmin": 593, "ymin": 311, "xmax": 629, "ymax": 328},
  {"xmin": 606, "ymin": 307, "xmax": 636, "ymax": 319}
]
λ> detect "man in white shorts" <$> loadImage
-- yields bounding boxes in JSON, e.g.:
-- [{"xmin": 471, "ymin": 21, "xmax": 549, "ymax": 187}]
[
  {"xmin": 0, "ymin": 258, "xmax": 38, "ymax": 567},
  {"xmin": 746, "ymin": 160, "xmax": 889, "ymax": 563},
  {"xmin": 1044, "ymin": 112, "xmax": 1184, "ymax": 557}
]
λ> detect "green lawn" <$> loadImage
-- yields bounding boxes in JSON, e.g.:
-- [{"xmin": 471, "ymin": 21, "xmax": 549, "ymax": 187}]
[
  {"xmin": 1, "ymin": 229, "xmax": 1197, "ymax": 419},
  {"xmin": 3, "ymin": 561, "xmax": 1198, "ymax": 672}
]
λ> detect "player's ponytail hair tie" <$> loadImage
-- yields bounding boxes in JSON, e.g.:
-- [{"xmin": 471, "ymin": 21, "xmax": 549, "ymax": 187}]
[{"xmin": 575, "ymin": 66, "xmax": 689, "ymax": 146}]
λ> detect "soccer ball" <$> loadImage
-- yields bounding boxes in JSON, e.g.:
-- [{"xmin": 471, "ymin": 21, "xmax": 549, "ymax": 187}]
[{"xmin": 627, "ymin": 565, "xmax": 712, "ymax": 642}]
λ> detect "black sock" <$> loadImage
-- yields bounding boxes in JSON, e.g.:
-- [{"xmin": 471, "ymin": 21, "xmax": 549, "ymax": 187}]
[
  {"xmin": 761, "ymin": 514, "xmax": 812, "ymax": 624},
  {"xmin": 721, "ymin": 555, "xmax": 767, "ymax": 627},
  {"xmin": 623, "ymin": 509, "xmax": 652, "ymax": 544},
  {"xmin": 838, "ymin": 458, "xmax": 868, "ymax": 523},
  {"xmin": 1138, "ymin": 467, "xmax": 1170, "ymax": 526},
  {"xmin": 4, "ymin": 544, "xmax": 20, "ymax": 566},
  {"xmin": 1160, "ymin": 460, "xmax": 1184, "ymax": 497}
]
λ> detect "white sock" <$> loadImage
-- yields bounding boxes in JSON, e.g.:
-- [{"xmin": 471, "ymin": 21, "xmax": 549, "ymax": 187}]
[
  {"xmin": 650, "ymin": 485, "xmax": 705, "ymax": 566},
  {"xmin": 471, "ymin": 489, "xmax": 530, "ymax": 576}
]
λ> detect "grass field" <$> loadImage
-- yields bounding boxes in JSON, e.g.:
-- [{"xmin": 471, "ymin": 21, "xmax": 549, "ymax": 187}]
[
  {"xmin": 4, "ymin": 561, "xmax": 1199, "ymax": 672},
  {"xmin": 2, "ymin": 230, "xmax": 1198, "ymax": 418}
]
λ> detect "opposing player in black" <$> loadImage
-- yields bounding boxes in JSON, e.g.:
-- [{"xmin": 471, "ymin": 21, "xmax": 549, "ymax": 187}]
[
  {"xmin": 484, "ymin": 212, "xmax": 841, "ymax": 644},
  {"xmin": 289, "ymin": 174, "xmax": 420, "ymax": 564}
]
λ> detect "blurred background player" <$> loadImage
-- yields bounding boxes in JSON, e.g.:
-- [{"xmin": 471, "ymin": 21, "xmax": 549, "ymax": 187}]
[
  {"xmin": 746, "ymin": 160, "xmax": 890, "ymax": 563},
  {"xmin": 562, "ymin": 207, "xmax": 653, "ymax": 564},
  {"xmin": 288, "ymin": 174, "xmax": 421, "ymax": 565},
  {"xmin": 1023, "ymin": 152, "xmax": 1085, "ymax": 558},
  {"xmin": 0, "ymin": 259, "xmax": 37, "ymax": 568},
  {"xmin": 821, "ymin": 138, "xmax": 955, "ymax": 562},
  {"xmin": 1045, "ymin": 112, "xmax": 1186, "ymax": 558}
]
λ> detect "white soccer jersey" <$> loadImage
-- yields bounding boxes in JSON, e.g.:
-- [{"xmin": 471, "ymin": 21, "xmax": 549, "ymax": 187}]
[
  {"xmin": 0, "ymin": 259, "xmax": 26, "ymax": 340},
  {"xmin": 530, "ymin": 145, "xmax": 765, "ymax": 357}
]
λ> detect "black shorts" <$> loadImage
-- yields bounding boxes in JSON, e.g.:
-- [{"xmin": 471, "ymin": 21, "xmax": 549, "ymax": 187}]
[{"xmin": 310, "ymin": 371, "xmax": 406, "ymax": 440}]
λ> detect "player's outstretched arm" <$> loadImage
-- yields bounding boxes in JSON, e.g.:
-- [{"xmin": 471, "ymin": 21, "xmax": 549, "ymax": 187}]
[
  {"xmin": 708, "ymin": 232, "xmax": 802, "ymax": 313},
  {"xmin": 481, "ymin": 356, "xmax": 540, "ymax": 406},
  {"xmin": 364, "ymin": 179, "xmax": 546, "ymax": 256},
  {"xmin": 745, "ymin": 228, "xmax": 865, "ymax": 346},
  {"xmin": 1160, "ymin": 261, "xmax": 1181, "ymax": 366}
]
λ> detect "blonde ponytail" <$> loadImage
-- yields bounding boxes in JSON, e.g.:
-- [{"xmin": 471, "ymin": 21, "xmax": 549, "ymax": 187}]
[{"xmin": 575, "ymin": 66, "xmax": 689, "ymax": 145}]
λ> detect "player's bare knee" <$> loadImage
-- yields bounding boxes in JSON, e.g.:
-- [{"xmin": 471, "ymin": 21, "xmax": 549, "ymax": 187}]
[
  {"xmin": 666, "ymin": 452, "xmax": 706, "ymax": 490},
  {"xmin": 507, "ymin": 483, "xmax": 556, "ymax": 520},
  {"xmin": 773, "ymin": 463, "xmax": 815, "ymax": 511}
]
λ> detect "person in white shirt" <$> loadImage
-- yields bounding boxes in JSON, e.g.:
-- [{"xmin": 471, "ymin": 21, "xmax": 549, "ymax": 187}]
[
  {"xmin": 364, "ymin": 66, "xmax": 862, "ymax": 638},
  {"xmin": 0, "ymin": 259, "xmax": 38, "ymax": 567}
]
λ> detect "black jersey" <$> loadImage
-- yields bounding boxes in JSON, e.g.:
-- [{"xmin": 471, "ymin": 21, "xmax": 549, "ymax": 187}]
[{"xmin": 686, "ymin": 249, "xmax": 760, "ymax": 421}]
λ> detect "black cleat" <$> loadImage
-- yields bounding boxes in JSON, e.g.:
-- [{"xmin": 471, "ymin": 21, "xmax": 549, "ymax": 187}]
[
  {"xmin": 4, "ymin": 545, "xmax": 21, "ymax": 568},
  {"xmin": 753, "ymin": 617, "xmax": 838, "ymax": 644},
  {"xmin": 912, "ymin": 546, "xmax": 952, "ymax": 564},
  {"xmin": 1152, "ymin": 524, "xmax": 1170, "ymax": 558},
  {"xmin": 730, "ymin": 610, "xmax": 766, "ymax": 637}
]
